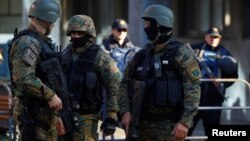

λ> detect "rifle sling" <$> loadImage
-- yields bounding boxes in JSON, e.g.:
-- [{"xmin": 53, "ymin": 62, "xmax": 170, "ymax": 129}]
[{"xmin": 198, "ymin": 43, "xmax": 224, "ymax": 95}]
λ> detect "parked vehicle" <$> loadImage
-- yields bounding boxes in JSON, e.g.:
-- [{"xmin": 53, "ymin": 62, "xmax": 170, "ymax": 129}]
[{"xmin": 0, "ymin": 34, "xmax": 17, "ymax": 140}]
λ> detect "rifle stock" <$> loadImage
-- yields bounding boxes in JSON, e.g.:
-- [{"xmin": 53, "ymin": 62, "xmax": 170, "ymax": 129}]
[
  {"xmin": 126, "ymin": 81, "xmax": 145, "ymax": 141},
  {"xmin": 40, "ymin": 57, "xmax": 78, "ymax": 133}
]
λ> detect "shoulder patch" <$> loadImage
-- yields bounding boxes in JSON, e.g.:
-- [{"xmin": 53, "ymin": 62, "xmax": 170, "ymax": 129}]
[
  {"xmin": 187, "ymin": 63, "xmax": 201, "ymax": 80},
  {"xmin": 22, "ymin": 45, "xmax": 38, "ymax": 66}
]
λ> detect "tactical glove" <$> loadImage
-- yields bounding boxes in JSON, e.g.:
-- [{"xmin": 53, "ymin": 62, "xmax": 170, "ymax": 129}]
[{"xmin": 100, "ymin": 118, "xmax": 117, "ymax": 135}]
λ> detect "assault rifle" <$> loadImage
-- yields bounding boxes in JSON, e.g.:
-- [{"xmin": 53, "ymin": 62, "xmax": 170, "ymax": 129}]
[
  {"xmin": 126, "ymin": 44, "xmax": 152, "ymax": 141},
  {"xmin": 186, "ymin": 43, "xmax": 225, "ymax": 97},
  {"xmin": 126, "ymin": 81, "xmax": 145, "ymax": 141},
  {"xmin": 40, "ymin": 57, "xmax": 78, "ymax": 134}
]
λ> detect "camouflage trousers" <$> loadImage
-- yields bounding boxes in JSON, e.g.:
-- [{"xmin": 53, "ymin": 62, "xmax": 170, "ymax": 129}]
[
  {"xmin": 18, "ymin": 120, "xmax": 57, "ymax": 141},
  {"xmin": 13, "ymin": 98, "xmax": 57, "ymax": 141},
  {"xmin": 139, "ymin": 120, "xmax": 183, "ymax": 141},
  {"xmin": 72, "ymin": 113, "xmax": 99, "ymax": 141}
]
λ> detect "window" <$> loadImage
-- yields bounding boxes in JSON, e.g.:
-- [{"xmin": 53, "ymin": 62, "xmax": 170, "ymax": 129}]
[{"xmin": 242, "ymin": 0, "xmax": 250, "ymax": 38}]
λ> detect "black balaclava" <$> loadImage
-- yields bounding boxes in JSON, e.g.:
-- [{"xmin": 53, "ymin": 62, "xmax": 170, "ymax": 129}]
[
  {"xmin": 156, "ymin": 26, "xmax": 172, "ymax": 44},
  {"xmin": 144, "ymin": 18, "xmax": 158, "ymax": 41},
  {"xmin": 71, "ymin": 35, "xmax": 93, "ymax": 48},
  {"xmin": 144, "ymin": 18, "xmax": 173, "ymax": 44}
]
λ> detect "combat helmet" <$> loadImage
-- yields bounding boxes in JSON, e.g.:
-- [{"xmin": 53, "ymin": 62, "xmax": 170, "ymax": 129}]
[
  {"xmin": 28, "ymin": 0, "xmax": 61, "ymax": 23},
  {"xmin": 142, "ymin": 4, "xmax": 174, "ymax": 28},
  {"xmin": 66, "ymin": 15, "xmax": 96, "ymax": 37}
]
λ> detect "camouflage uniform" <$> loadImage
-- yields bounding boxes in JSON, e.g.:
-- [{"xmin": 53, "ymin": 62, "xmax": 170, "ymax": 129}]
[
  {"xmin": 9, "ymin": 0, "xmax": 61, "ymax": 140},
  {"xmin": 62, "ymin": 15, "xmax": 121, "ymax": 141},
  {"xmin": 10, "ymin": 26, "xmax": 58, "ymax": 141},
  {"xmin": 118, "ymin": 4, "xmax": 201, "ymax": 141},
  {"xmin": 118, "ymin": 42, "xmax": 201, "ymax": 141}
]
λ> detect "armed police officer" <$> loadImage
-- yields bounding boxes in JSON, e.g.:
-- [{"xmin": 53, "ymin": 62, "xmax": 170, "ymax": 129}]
[
  {"xmin": 9, "ymin": 0, "xmax": 65, "ymax": 140},
  {"xmin": 102, "ymin": 18, "xmax": 140, "ymax": 75},
  {"xmin": 61, "ymin": 15, "xmax": 121, "ymax": 141},
  {"xmin": 118, "ymin": 4, "xmax": 201, "ymax": 141},
  {"xmin": 187, "ymin": 27, "xmax": 238, "ymax": 141}
]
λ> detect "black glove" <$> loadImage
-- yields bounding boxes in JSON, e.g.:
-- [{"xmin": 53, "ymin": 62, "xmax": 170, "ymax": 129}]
[{"xmin": 100, "ymin": 118, "xmax": 117, "ymax": 135}]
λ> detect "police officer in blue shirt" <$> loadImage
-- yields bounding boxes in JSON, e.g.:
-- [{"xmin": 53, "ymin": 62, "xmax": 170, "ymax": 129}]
[
  {"xmin": 187, "ymin": 27, "xmax": 238, "ymax": 140},
  {"xmin": 103, "ymin": 18, "xmax": 140, "ymax": 75}
]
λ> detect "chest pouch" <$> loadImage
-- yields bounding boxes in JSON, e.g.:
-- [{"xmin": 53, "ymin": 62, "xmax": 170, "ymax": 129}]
[{"xmin": 156, "ymin": 58, "xmax": 183, "ymax": 108}]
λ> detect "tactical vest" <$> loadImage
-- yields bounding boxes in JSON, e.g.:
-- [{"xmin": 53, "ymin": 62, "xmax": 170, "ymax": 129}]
[
  {"xmin": 133, "ymin": 41, "xmax": 184, "ymax": 112},
  {"xmin": 9, "ymin": 29, "xmax": 59, "ymax": 96},
  {"xmin": 63, "ymin": 44, "xmax": 103, "ymax": 114}
]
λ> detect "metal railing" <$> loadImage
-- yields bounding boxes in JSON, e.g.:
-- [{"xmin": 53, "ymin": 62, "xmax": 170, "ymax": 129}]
[
  {"xmin": 184, "ymin": 78, "xmax": 250, "ymax": 140},
  {"xmin": 1, "ymin": 78, "xmax": 250, "ymax": 141},
  {"xmin": 200, "ymin": 78, "xmax": 250, "ymax": 88}
]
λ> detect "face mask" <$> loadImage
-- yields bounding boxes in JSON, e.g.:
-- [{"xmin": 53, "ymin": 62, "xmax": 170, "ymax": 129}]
[
  {"xmin": 156, "ymin": 31, "xmax": 172, "ymax": 44},
  {"xmin": 144, "ymin": 20, "xmax": 158, "ymax": 42},
  {"xmin": 71, "ymin": 36, "xmax": 90, "ymax": 48},
  {"xmin": 144, "ymin": 26, "xmax": 158, "ymax": 41}
]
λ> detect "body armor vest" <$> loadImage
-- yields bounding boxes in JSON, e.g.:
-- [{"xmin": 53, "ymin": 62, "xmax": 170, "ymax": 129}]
[
  {"xmin": 134, "ymin": 41, "xmax": 184, "ymax": 111},
  {"xmin": 64, "ymin": 44, "xmax": 102, "ymax": 114}
]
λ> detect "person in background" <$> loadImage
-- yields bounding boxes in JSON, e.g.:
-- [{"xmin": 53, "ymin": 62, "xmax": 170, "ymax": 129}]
[
  {"xmin": 9, "ymin": 0, "xmax": 65, "ymax": 140},
  {"xmin": 118, "ymin": 4, "xmax": 201, "ymax": 141},
  {"xmin": 187, "ymin": 27, "xmax": 238, "ymax": 141},
  {"xmin": 61, "ymin": 15, "xmax": 121, "ymax": 141},
  {"xmin": 103, "ymin": 18, "xmax": 140, "ymax": 75}
]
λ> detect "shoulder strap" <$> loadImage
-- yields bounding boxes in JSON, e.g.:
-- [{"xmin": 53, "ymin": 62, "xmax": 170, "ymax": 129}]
[
  {"xmin": 139, "ymin": 44, "xmax": 153, "ymax": 80},
  {"xmin": 198, "ymin": 43, "xmax": 206, "ymax": 58}
]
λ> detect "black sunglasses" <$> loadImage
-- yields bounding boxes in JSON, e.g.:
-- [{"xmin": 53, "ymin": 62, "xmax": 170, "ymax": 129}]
[{"xmin": 117, "ymin": 28, "xmax": 127, "ymax": 32}]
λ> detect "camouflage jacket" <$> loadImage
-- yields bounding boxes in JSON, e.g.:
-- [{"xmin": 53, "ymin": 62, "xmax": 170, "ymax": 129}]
[
  {"xmin": 118, "ymin": 40, "xmax": 201, "ymax": 128},
  {"xmin": 9, "ymin": 26, "xmax": 56, "ymax": 101}
]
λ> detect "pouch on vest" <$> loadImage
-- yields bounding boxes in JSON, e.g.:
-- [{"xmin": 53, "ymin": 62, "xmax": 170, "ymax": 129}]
[
  {"xmin": 168, "ymin": 78, "xmax": 182, "ymax": 107},
  {"xmin": 155, "ymin": 80, "xmax": 167, "ymax": 106},
  {"xmin": 70, "ymin": 75, "xmax": 83, "ymax": 100},
  {"xmin": 85, "ymin": 71, "xmax": 97, "ymax": 89}
]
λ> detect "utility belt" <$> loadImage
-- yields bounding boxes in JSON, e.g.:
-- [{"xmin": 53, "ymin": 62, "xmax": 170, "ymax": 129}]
[
  {"xmin": 141, "ymin": 109, "xmax": 183, "ymax": 122},
  {"xmin": 77, "ymin": 104, "xmax": 101, "ymax": 115}
]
